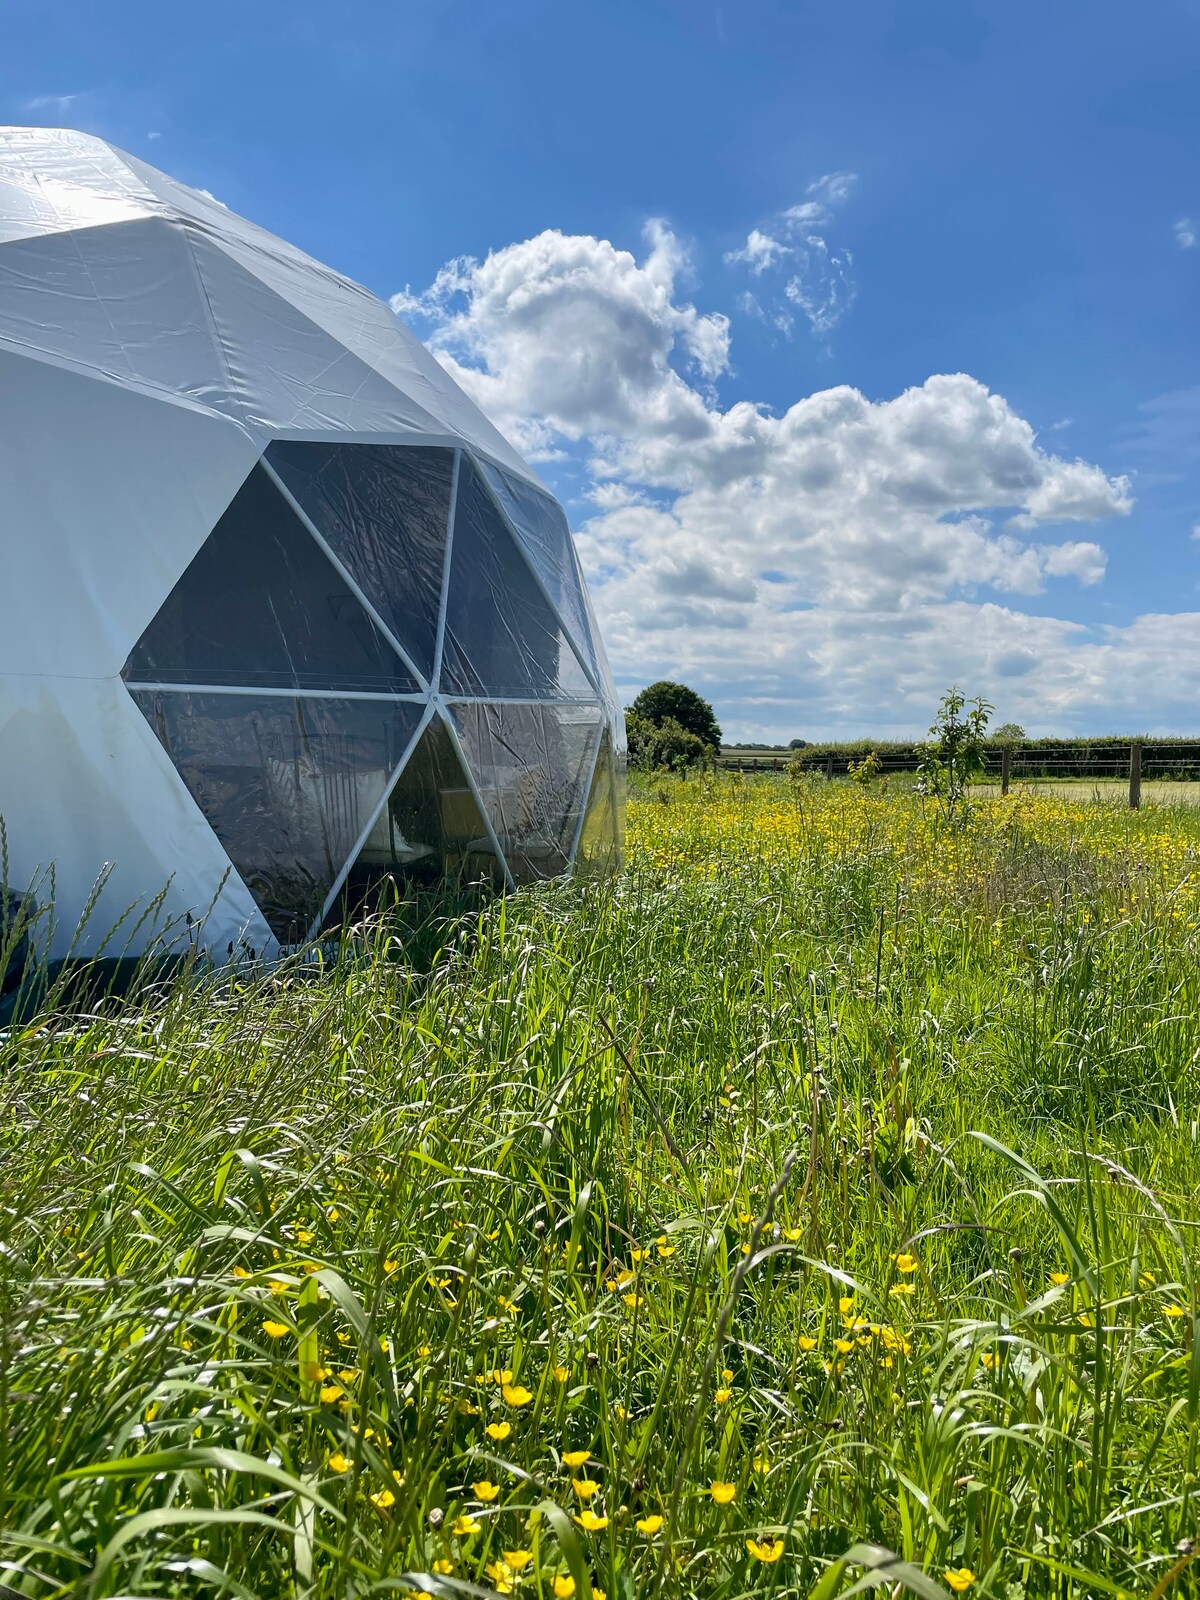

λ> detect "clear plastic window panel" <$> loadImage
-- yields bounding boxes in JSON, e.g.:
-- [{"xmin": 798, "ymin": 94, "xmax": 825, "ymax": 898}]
[
  {"xmin": 123, "ymin": 464, "xmax": 418, "ymax": 693},
  {"xmin": 449, "ymin": 700, "xmax": 603, "ymax": 882},
  {"xmin": 576, "ymin": 729, "xmax": 620, "ymax": 873},
  {"xmin": 130, "ymin": 690, "xmax": 424, "ymax": 943},
  {"xmin": 477, "ymin": 459, "xmax": 599, "ymax": 680},
  {"xmin": 439, "ymin": 458, "xmax": 594, "ymax": 701},
  {"xmin": 265, "ymin": 442, "xmax": 454, "ymax": 681}
]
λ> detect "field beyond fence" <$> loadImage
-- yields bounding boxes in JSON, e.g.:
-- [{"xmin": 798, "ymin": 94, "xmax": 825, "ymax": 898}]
[{"xmin": 4, "ymin": 776, "xmax": 1200, "ymax": 1598}]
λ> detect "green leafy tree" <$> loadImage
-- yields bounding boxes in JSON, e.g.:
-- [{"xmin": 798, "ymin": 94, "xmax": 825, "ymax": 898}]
[
  {"xmin": 916, "ymin": 688, "xmax": 993, "ymax": 819},
  {"xmin": 626, "ymin": 711, "xmax": 710, "ymax": 773},
  {"xmin": 629, "ymin": 681, "xmax": 722, "ymax": 753},
  {"xmin": 994, "ymin": 722, "xmax": 1026, "ymax": 744}
]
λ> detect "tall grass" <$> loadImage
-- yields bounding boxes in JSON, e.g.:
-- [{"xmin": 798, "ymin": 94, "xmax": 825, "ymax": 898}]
[{"xmin": 2, "ymin": 777, "xmax": 1199, "ymax": 1598}]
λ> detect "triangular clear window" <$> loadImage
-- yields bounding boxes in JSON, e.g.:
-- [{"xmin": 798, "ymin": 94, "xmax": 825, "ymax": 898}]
[
  {"xmin": 449, "ymin": 700, "xmax": 602, "ymax": 881},
  {"xmin": 477, "ymin": 460, "xmax": 599, "ymax": 680},
  {"xmin": 123, "ymin": 463, "xmax": 418, "ymax": 693},
  {"xmin": 130, "ymin": 690, "xmax": 425, "ymax": 943},
  {"xmin": 266, "ymin": 442, "xmax": 453, "ymax": 681},
  {"xmin": 439, "ymin": 458, "xmax": 594, "ymax": 700}
]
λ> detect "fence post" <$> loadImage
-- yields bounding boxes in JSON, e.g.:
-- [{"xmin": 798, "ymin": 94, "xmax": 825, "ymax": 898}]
[
  {"xmin": 1129, "ymin": 740, "xmax": 1142, "ymax": 810},
  {"xmin": 1000, "ymin": 748, "xmax": 1011, "ymax": 797},
  {"xmin": 825, "ymin": 754, "xmax": 834, "ymax": 782}
]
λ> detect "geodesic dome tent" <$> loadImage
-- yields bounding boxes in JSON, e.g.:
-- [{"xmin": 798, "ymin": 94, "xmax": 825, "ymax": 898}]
[{"xmin": 0, "ymin": 127, "xmax": 624, "ymax": 960}]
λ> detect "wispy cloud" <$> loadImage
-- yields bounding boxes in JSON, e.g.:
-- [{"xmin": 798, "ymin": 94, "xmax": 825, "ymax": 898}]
[
  {"xmin": 22, "ymin": 92, "xmax": 81, "ymax": 115},
  {"xmin": 1175, "ymin": 217, "xmax": 1196, "ymax": 250},
  {"xmin": 724, "ymin": 171, "xmax": 859, "ymax": 338}
]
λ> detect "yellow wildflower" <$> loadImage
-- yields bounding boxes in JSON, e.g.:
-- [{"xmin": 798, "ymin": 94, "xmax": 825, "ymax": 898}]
[
  {"xmin": 575, "ymin": 1509, "xmax": 609, "ymax": 1531},
  {"xmin": 434, "ymin": 1559, "xmax": 454, "ymax": 1575},
  {"xmin": 563, "ymin": 1448, "xmax": 591, "ymax": 1467},
  {"xmin": 944, "ymin": 1569, "xmax": 975, "ymax": 1592},
  {"xmin": 656, "ymin": 1235, "xmax": 675, "ymax": 1258},
  {"xmin": 553, "ymin": 1580, "xmax": 576, "ymax": 1599},
  {"xmin": 370, "ymin": 1488, "xmax": 395, "ymax": 1509},
  {"xmin": 452, "ymin": 1513, "xmax": 480, "ymax": 1536},
  {"xmin": 1166, "ymin": 1304, "xmax": 1187, "ymax": 1319},
  {"xmin": 714, "ymin": 1387, "xmax": 732, "ymax": 1404},
  {"xmin": 798, "ymin": 1335, "xmax": 817, "ymax": 1351},
  {"xmin": 503, "ymin": 1549, "xmax": 534, "ymax": 1570},
  {"xmin": 572, "ymin": 1477, "xmax": 599, "ymax": 1499},
  {"xmin": 486, "ymin": 1561, "xmax": 516, "ymax": 1595},
  {"xmin": 636, "ymin": 1514, "xmax": 664, "ymax": 1534},
  {"xmin": 327, "ymin": 1452, "xmax": 351, "ymax": 1473},
  {"xmin": 710, "ymin": 1480, "xmax": 736, "ymax": 1504},
  {"xmin": 261, "ymin": 1319, "xmax": 290, "ymax": 1339},
  {"xmin": 1049, "ymin": 1272, "xmax": 1070, "ymax": 1286},
  {"xmin": 319, "ymin": 1384, "xmax": 343, "ymax": 1403},
  {"xmin": 893, "ymin": 1252, "xmax": 918, "ymax": 1273},
  {"xmin": 552, "ymin": 1363, "xmax": 570, "ymax": 1382},
  {"xmin": 502, "ymin": 1383, "xmax": 533, "ymax": 1407},
  {"xmin": 490, "ymin": 1368, "xmax": 514, "ymax": 1385},
  {"xmin": 747, "ymin": 1535, "xmax": 784, "ymax": 1562},
  {"xmin": 473, "ymin": 1480, "xmax": 500, "ymax": 1502},
  {"xmin": 486, "ymin": 1421, "xmax": 513, "ymax": 1441}
]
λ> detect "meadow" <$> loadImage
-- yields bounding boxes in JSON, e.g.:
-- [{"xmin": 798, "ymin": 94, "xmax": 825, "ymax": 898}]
[{"xmin": 4, "ymin": 775, "xmax": 1200, "ymax": 1599}]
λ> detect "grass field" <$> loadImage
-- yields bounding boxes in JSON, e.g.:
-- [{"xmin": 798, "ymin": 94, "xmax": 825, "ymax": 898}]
[{"xmin": 4, "ymin": 776, "xmax": 1200, "ymax": 1599}]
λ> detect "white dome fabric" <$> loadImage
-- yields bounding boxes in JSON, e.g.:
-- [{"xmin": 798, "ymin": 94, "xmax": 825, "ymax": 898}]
[{"xmin": 0, "ymin": 127, "xmax": 624, "ymax": 960}]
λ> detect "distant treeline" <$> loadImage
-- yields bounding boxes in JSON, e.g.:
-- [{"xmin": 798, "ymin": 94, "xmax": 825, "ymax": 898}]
[{"xmin": 724, "ymin": 737, "xmax": 1200, "ymax": 780}]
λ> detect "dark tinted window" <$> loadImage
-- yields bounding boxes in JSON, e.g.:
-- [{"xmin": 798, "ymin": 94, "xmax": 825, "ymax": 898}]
[
  {"xmin": 131, "ymin": 690, "xmax": 424, "ymax": 942},
  {"xmin": 124, "ymin": 464, "xmax": 417, "ymax": 693},
  {"xmin": 439, "ymin": 458, "xmax": 592, "ymax": 700},
  {"xmin": 266, "ymin": 442, "xmax": 453, "ymax": 680}
]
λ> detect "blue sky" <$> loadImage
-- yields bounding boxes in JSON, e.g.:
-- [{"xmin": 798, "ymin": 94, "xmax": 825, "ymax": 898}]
[{"xmin": 6, "ymin": 0, "xmax": 1200, "ymax": 738}]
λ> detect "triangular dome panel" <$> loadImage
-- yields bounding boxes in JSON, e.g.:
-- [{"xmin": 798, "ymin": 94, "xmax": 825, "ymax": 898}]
[
  {"xmin": 129, "ymin": 690, "xmax": 426, "ymax": 944},
  {"xmin": 266, "ymin": 440, "xmax": 453, "ymax": 682},
  {"xmin": 0, "ymin": 217, "xmax": 227, "ymax": 401},
  {"xmin": 439, "ymin": 456, "xmax": 594, "ymax": 700},
  {"xmin": 186, "ymin": 230, "xmax": 447, "ymax": 436},
  {"xmin": 449, "ymin": 700, "xmax": 603, "ymax": 881},
  {"xmin": 123, "ymin": 463, "xmax": 418, "ymax": 693},
  {"xmin": 0, "ymin": 127, "xmax": 155, "ymax": 243},
  {"xmin": 477, "ymin": 460, "xmax": 600, "ymax": 681}
]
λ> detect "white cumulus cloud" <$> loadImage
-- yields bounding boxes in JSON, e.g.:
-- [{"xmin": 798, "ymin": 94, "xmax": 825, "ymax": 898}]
[{"xmin": 394, "ymin": 222, "xmax": 1143, "ymax": 738}]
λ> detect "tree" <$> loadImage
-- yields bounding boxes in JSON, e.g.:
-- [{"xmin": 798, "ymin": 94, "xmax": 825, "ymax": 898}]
[
  {"xmin": 629, "ymin": 681, "xmax": 722, "ymax": 753},
  {"xmin": 916, "ymin": 687, "xmax": 993, "ymax": 819},
  {"xmin": 626, "ymin": 711, "xmax": 710, "ymax": 772},
  {"xmin": 994, "ymin": 722, "xmax": 1026, "ymax": 744},
  {"xmin": 788, "ymin": 738, "xmax": 808, "ymax": 749}
]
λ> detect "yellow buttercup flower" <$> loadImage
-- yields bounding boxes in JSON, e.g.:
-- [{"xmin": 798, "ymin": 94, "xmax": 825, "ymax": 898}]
[
  {"xmin": 433, "ymin": 1559, "xmax": 454, "ymax": 1575},
  {"xmin": 503, "ymin": 1550, "xmax": 534, "ymax": 1571},
  {"xmin": 326, "ymin": 1452, "xmax": 351, "ymax": 1473},
  {"xmin": 889, "ymin": 1283, "xmax": 915, "ymax": 1297},
  {"xmin": 486, "ymin": 1561, "xmax": 516, "ymax": 1595},
  {"xmin": 636, "ymin": 1514, "xmax": 664, "ymax": 1534},
  {"xmin": 656, "ymin": 1235, "xmax": 675, "ymax": 1258},
  {"xmin": 893, "ymin": 1252, "xmax": 918, "ymax": 1273},
  {"xmin": 1049, "ymin": 1272, "xmax": 1070, "ymax": 1286},
  {"xmin": 575, "ymin": 1508, "xmax": 608, "ymax": 1531},
  {"xmin": 452, "ymin": 1513, "xmax": 480, "ymax": 1536},
  {"xmin": 714, "ymin": 1387, "xmax": 732, "ymax": 1404},
  {"xmin": 370, "ymin": 1487, "xmax": 395, "ymax": 1509},
  {"xmin": 1165, "ymin": 1304, "xmax": 1186, "ymax": 1319},
  {"xmin": 572, "ymin": 1477, "xmax": 599, "ymax": 1499},
  {"xmin": 490, "ymin": 1368, "xmax": 514, "ymax": 1385},
  {"xmin": 261, "ymin": 1319, "xmax": 290, "ymax": 1339},
  {"xmin": 622, "ymin": 1293, "xmax": 641, "ymax": 1310},
  {"xmin": 552, "ymin": 1363, "xmax": 570, "ymax": 1382},
  {"xmin": 563, "ymin": 1448, "xmax": 591, "ymax": 1467},
  {"xmin": 319, "ymin": 1384, "xmax": 343, "ymax": 1403},
  {"xmin": 486, "ymin": 1421, "xmax": 513, "ymax": 1441},
  {"xmin": 944, "ymin": 1569, "xmax": 975, "ymax": 1592},
  {"xmin": 502, "ymin": 1383, "xmax": 533, "ymax": 1407},
  {"xmin": 752, "ymin": 1457, "xmax": 770, "ymax": 1474},
  {"xmin": 383, "ymin": 1258, "xmax": 399, "ymax": 1273},
  {"xmin": 746, "ymin": 1535, "xmax": 784, "ymax": 1562},
  {"xmin": 833, "ymin": 1338, "xmax": 854, "ymax": 1355},
  {"xmin": 798, "ymin": 1335, "xmax": 817, "ymax": 1351},
  {"xmin": 782, "ymin": 1226, "xmax": 802, "ymax": 1242},
  {"xmin": 473, "ymin": 1480, "xmax": 500, "ymax": 1502},
  {"xmin": 553, "ymin": 1579, "xmax": 576, "ymax": 1599},
  {"xmin": 838, "ymin": 1295, "xmax": 855, "ymax": 1316},
  {"xmin": 710, "ymin": 1480, "xmax": 735, "ymax": 1504}
]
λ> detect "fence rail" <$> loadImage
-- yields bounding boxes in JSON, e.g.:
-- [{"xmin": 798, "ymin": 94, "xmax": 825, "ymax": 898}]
[{"xmin": 718, "ymin": 739, "xmax": 1200, "ymax": 808}]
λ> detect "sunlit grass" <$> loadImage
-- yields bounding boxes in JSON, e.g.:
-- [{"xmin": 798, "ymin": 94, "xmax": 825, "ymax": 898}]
[{"xmin": 3, "ymin": 775, "xmax": 1200, "ymax": 1597}]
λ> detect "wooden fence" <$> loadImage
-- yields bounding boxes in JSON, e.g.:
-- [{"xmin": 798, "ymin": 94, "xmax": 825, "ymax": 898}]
[{"xmin": 719, "ymin": 739, "xmax": 1191, "ymax": 809}]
